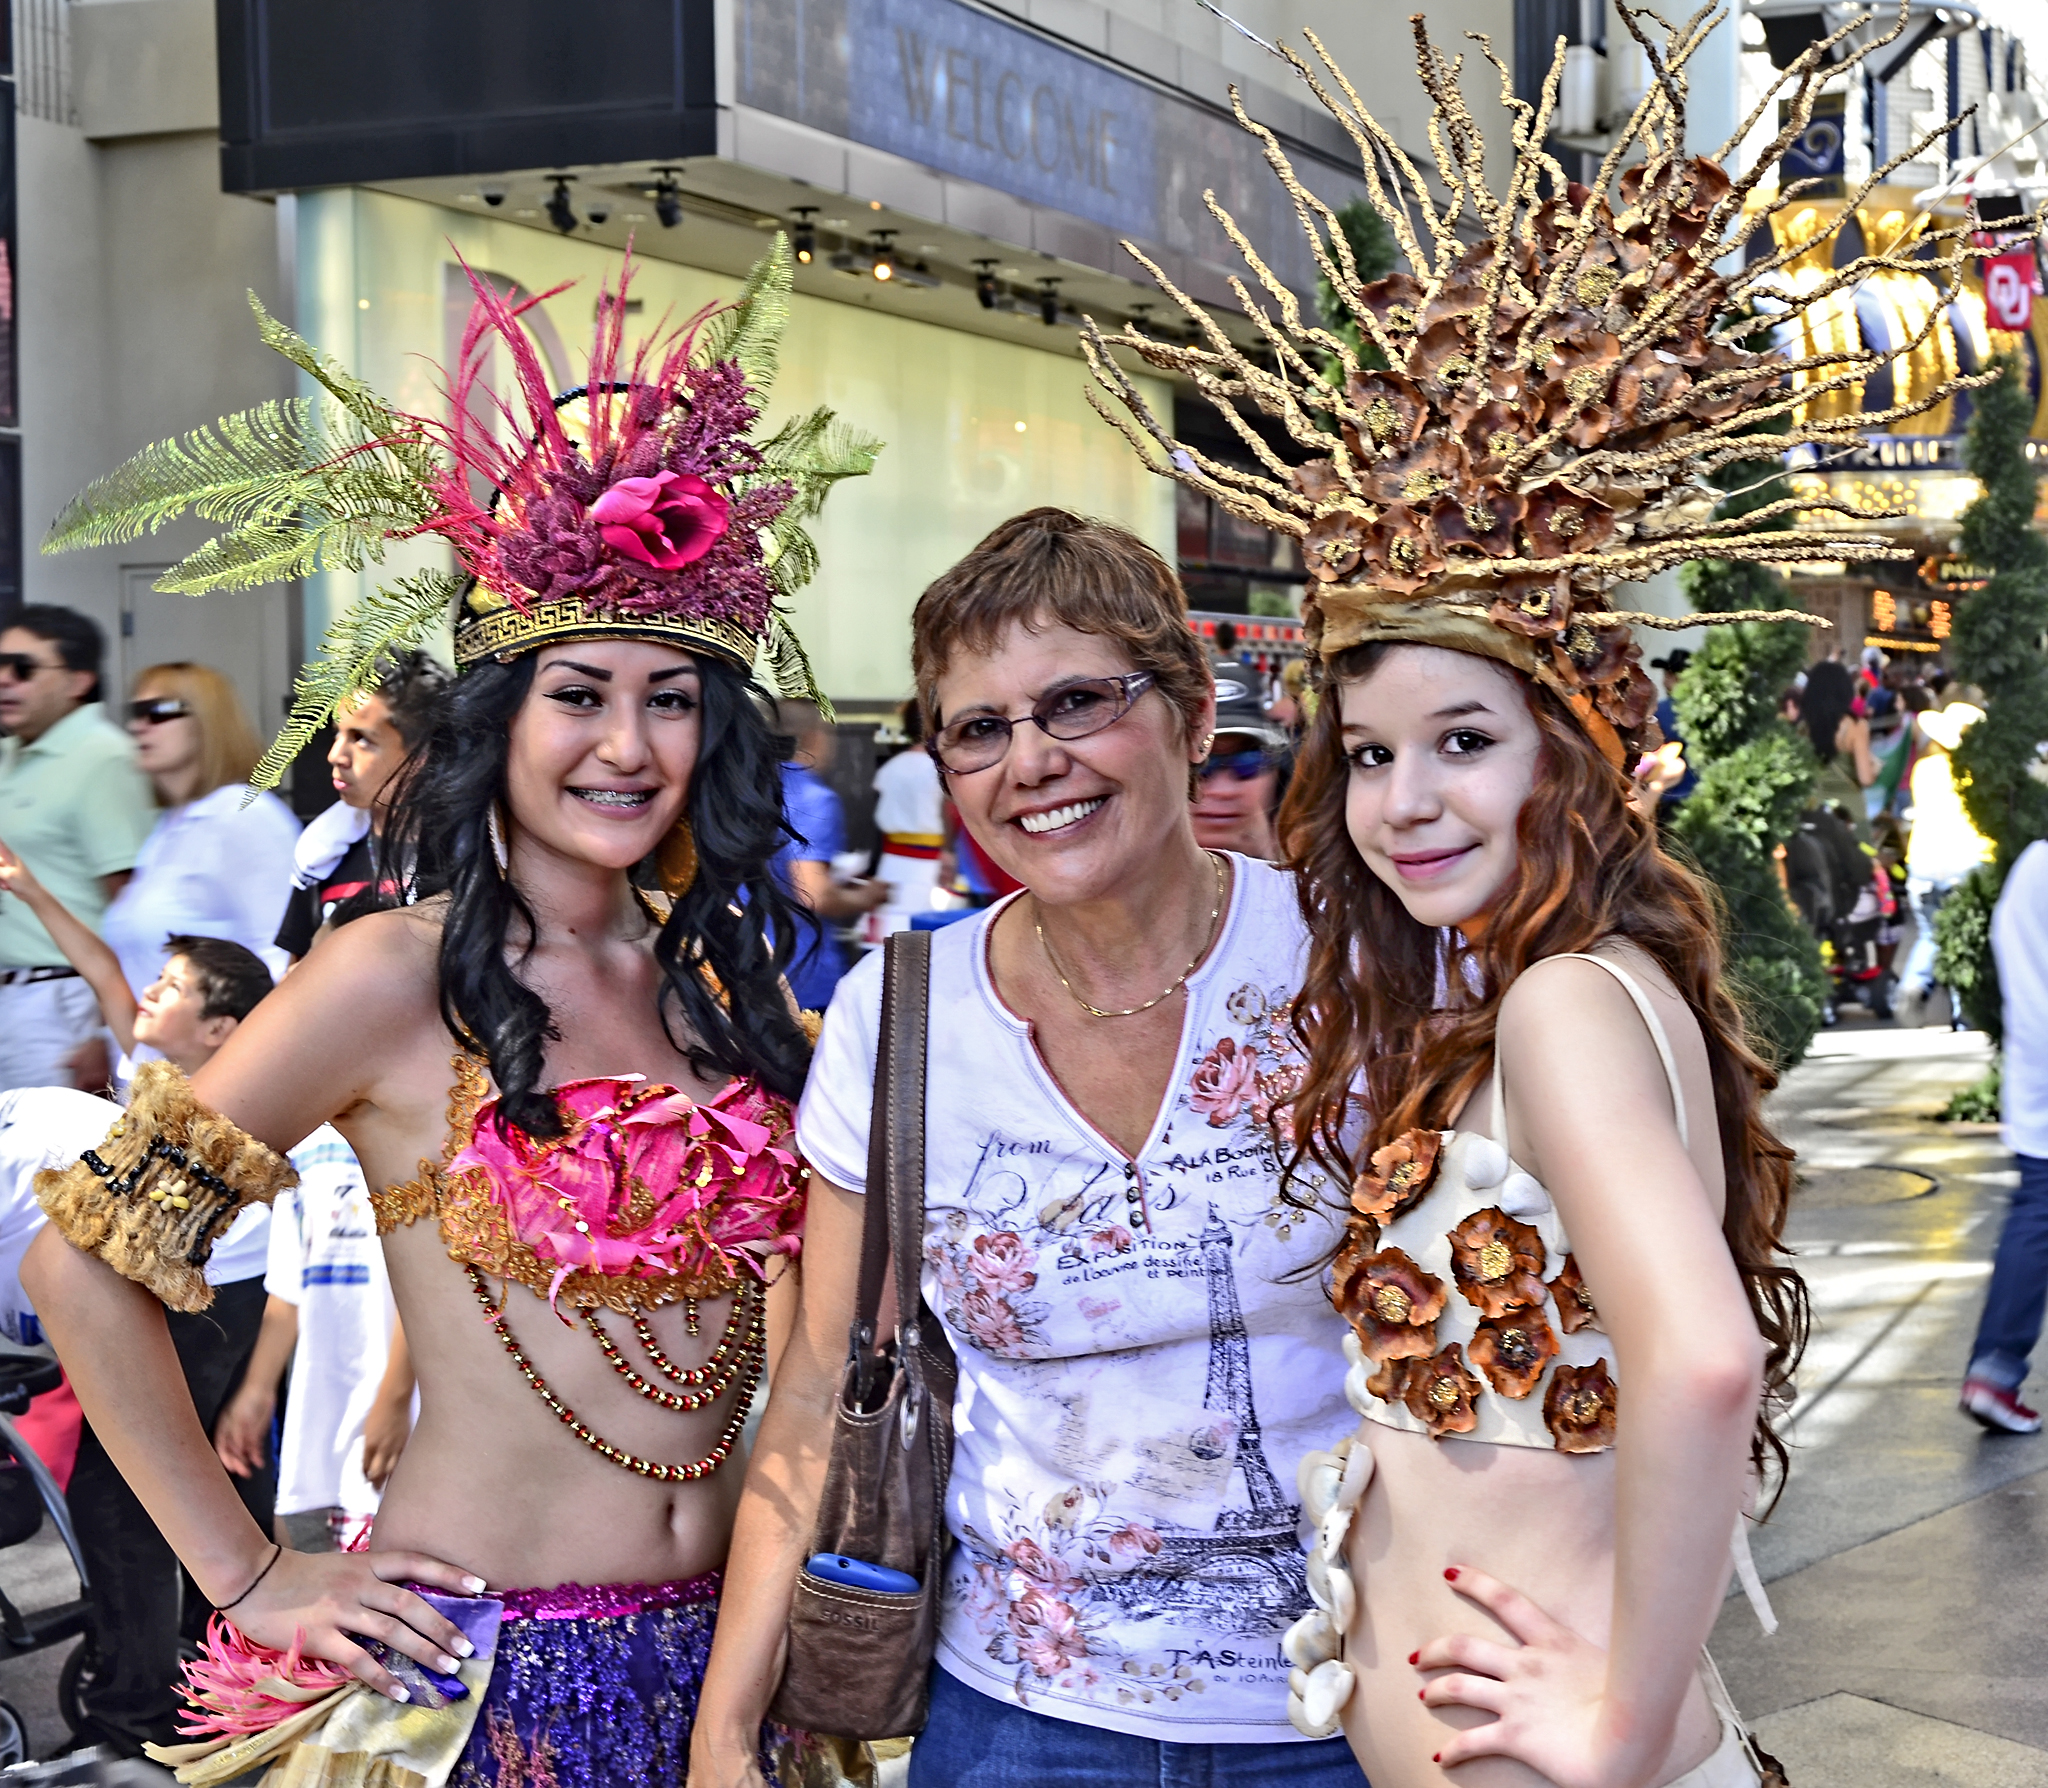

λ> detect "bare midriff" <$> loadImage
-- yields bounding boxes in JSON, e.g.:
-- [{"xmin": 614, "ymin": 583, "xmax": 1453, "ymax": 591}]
[
  {"xmin": 367, "ymin": 1221, "xmax": 748, "ymax": 1592},
  {"xmin": 1339, "ymin": 1425, "xmax": 1724, "ymax": 1788}
]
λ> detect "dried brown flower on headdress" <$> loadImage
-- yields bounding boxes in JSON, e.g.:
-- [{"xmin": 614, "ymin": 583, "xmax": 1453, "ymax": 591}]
[{"xmin": 1081, "ymin": 3, "xmax": 2011, "ymax": 765}]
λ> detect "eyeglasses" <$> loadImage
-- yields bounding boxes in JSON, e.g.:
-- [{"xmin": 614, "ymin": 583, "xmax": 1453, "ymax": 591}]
[
  {"xmin": 127, "ymin": 698, "xmax": 192, "ymax": 726},
  {"xmin": 1198, "ymin": 747, "xmax": 1278, "ymax": 782},
  {"xmin": 927, "ymin": 672, "xmax": 1156, "ymax": 775},
  {"xmin": 0, "ymin": 655, "xmax": 61, "ymax": 684}
]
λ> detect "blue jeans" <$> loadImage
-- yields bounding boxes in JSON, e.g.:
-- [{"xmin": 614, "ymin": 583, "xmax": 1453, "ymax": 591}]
[
  {"xmin": 1899, "ymin": 874, "xmax": 1958, "ymax": 995},
  {"xmin": 1969, "ymin": 1153, "xmax": 2048, "ymax": 1391},
  {"xmin": 907, "ymin": 1665, "xmax": 1369, "ymax": 1788}
]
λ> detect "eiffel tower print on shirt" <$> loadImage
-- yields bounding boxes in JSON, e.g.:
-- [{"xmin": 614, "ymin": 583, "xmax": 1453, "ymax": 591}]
[{"xmin": 1094, "ymin": 1206, "xmax": 1307, "ymax": 1629}]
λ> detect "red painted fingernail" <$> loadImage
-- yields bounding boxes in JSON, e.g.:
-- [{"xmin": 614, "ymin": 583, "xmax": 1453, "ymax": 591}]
[
  {"xmin": 1408, "ymin": 1650, "xmax": 1419, "ymax": 1665},
  {"xmin": 1417, "ymin": 1688, "xmax": 1426, "ymax": 1700},
  {"xmin": 1444, "ymin": 1566, "xmax": 1459, "ymax": 1581},
  {"xmin": 1432, "ymin": 1755, "xmax": 1441, "ymax": 1765}
]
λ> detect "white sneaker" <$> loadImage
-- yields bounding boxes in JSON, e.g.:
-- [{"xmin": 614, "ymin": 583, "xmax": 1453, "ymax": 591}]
[{"xmin": 1961, "ymin": 1377, "xmax": 2043, "ymax": 1434}]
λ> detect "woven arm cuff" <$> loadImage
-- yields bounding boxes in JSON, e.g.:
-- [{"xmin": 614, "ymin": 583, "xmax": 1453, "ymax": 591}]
[{"xmin": 34, "ymin": 1061, "xmax": 299, "ymax": 1313}]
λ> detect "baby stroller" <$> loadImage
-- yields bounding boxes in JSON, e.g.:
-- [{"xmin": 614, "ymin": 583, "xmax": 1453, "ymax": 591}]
[
  {"xmin": 1786, "ymin": 802, "xmax": 1897, "ymax": 1023},
  {"xmin": 0, "ymin": 1345, "xmax": 96, "ymax": 1769}
]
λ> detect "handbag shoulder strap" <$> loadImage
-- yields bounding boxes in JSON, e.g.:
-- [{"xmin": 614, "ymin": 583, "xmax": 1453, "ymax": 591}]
[
  {"xmin": 849, "ymin": 930, "xmax": 948, "ymax": 1365},
  {"xmin": 848, "ymin": 940, "xmax": 902, "ymax": 1360},
  {"xmin": 882, "ymin": 931, "xmax": 945, "ymax": 1362}
]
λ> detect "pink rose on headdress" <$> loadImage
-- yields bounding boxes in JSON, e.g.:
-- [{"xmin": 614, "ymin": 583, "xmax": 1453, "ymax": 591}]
[{"xmin": 589, "ymin": 471, "xmax": 730, "ymax": 570}]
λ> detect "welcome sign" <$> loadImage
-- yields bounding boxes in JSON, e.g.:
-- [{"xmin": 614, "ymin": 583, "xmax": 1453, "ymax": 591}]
[
  {"xmin": 845, "ymin": 0, "xmax": 1158, "ymax": 238},
  {"xmin": 736, "ymin": 0, "xmax": 1349, "ymax": 297}
]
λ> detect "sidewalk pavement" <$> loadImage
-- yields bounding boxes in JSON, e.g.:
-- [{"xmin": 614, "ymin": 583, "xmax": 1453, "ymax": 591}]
[{"xmin": 1712, "ymin": 1020, "xmax": 2048, "ymax": 1784}]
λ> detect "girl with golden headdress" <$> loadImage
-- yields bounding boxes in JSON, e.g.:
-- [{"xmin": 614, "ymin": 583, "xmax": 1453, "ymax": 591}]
[{"xmin": 1085, "ymin": 4, "xmax": 1994, "ymax": 1780}]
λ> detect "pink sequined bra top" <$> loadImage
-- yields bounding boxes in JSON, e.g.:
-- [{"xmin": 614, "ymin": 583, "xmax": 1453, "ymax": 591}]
[
  {"xmin": 1338, "ymin": 954, "xmax": 1693, "ymax": 1455},
  {"xmin": 374, "ymin": 1053, "xmax": 807, "ymax": 1315}
]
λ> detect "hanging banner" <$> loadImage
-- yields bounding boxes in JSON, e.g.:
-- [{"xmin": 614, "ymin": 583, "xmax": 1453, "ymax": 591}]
[{"xmin": 1983, "ymin": 248, "xmax": 2038, "ymax": 331}]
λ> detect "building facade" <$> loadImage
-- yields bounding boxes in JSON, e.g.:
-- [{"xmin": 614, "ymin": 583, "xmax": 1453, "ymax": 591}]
[{"xmin": 4, "ymin": 0, "xmax": 1547, "ymax": 750}]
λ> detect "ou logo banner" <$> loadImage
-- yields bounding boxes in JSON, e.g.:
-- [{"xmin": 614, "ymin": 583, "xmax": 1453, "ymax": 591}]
[{"xmin": 1985, "ymin": 251, "xmax": 2036, "ymax": 332}]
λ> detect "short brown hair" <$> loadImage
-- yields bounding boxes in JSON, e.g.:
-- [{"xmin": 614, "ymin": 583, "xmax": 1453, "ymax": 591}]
[
  {"xmin": 133, "ymin": 663, "xmax": 261, "ymax": 802},
  {"xmin": 911, "ymin": 509, "xmax": 1209, "ymax": 750},
  {"xmin": 163, "ymin": 934, "xmax": 273, "ymax": 1021}
]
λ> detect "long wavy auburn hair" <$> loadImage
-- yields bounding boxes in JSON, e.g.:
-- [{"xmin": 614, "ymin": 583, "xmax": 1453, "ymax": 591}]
[{"xmin": 1280, "ymin": 643, "xmax": 1808, "ymax": 1489}]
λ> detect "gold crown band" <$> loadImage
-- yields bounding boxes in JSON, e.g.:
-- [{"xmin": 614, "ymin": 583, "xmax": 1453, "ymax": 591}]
[{"xmin": 454, "ymin": 598, "xmax": 759, "ymax": 670}]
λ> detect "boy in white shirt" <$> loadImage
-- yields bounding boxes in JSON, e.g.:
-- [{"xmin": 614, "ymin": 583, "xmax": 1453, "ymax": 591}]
[{"xmin": 213, "ymin": 1130, "xmax": 408, "ymax": 1552}]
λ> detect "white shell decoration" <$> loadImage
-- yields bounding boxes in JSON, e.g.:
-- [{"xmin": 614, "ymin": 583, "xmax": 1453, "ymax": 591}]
[
  {"xmin": 1300, "ymin": 1659, "xmax": 1357, "ymax": 1736},
  {"xmin": 1335, "ymin": 1436, "xmax": 1374, "ymax": 1510},
  {"xmin": 1496, "ymin": 1170, "xmax": 1551, "ymax": 1219},
  {"xmin": 1318, "ymin": 1504, "xmax": 1353, "ymax": 1561},
  {"xmin": 1326, "ymin": 1556, "xmax": 1357, "ymax": 1628},
  {"xmin": 1461, "ymin": 1135, "xmax": 1508, "ymax": 1189},
  {"xmin": 1297, "ymin": 1450, "xmax": 1342, "ymax": 1526},
  {"xmin": 1285, "ymin": 1687, "xmax": 1323, "ymax": 1738},
  {"xmin": 1344, "ymin": 1356, "xmax": 1377, "ymax": 1415},
  {"xmin": 1304, "ymin": 1547, "xmax": 1333, "ymax": 1611},
  {"xmin": 1343, "ymin": 1328, "xmax": 1366, "ymax": 1370},
  {"xmin": 1283, "ymin": 1608, "xmax": 1340, "ymax": 1669}
]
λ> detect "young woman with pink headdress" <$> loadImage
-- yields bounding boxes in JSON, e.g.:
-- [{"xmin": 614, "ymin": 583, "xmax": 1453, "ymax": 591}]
[{"xmin": 24, "ymin": 244, "xmax": 875, "ymax": 1786}]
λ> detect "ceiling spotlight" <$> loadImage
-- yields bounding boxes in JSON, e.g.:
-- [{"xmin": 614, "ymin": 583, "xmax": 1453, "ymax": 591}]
[
  {"xmin": 1039, "ymin": 277, "xmax": 1061, "ymax": 326},
  {"xmin": 479, "ymin": 187, "xmax": 505, "ymax": 207},
  {"xmin": 546, "ymin": 176, "xmax": 578, "ymax": 234},
  {"xmin": 585, "ymin": 202, "xmax": 611, "ymax": 225},
  {"xmin": 974, "ymin": 259, "xmax": 999, "ymax": 309},
  {"xmin": 651, "ymin": 167, "xmax": 683, "ymax": 229},
  {"xmin": 870, "ymin": 231, "xmax": 898, "ymax": 281},
  {"xmin": 792, "ymin": 206, "xmax": 818, "ymax": 264}
]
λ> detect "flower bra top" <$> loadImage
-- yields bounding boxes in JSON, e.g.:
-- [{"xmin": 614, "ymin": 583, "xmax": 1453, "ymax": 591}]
[
  {"xmin": 1335, "ymin": 954, "xmax": 1692, "ymax": 1454},
  {"xmin": 373, "ymin": 1053, "xmax": 806, "ymax": 1314}
]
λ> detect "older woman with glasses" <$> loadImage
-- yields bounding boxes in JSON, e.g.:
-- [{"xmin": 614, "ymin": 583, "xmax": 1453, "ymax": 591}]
[
  {"xmin": 693, "ymin": 509, "xmax": 1365, "ymax": 1788},
  {"xmin": 100, "ymin": 663, "xmax": 302, "ymax": 1000}
]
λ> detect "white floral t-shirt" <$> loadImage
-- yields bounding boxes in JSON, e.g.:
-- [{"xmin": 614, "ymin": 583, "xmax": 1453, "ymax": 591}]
[{"xmin": 798, "ymin": 856, "xmax": 1352, "ymax": 1742}]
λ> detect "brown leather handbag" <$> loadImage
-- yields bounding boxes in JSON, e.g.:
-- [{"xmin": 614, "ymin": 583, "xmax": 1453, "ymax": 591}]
[{"xmin": 772, "ymin": 930, "xmax": 957, "ymax": 1739}]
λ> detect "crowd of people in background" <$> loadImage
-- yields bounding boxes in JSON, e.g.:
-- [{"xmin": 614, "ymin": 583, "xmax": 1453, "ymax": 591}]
[
  {"xmin": 0, "ymin": 606, "xmax": 431, "ymax": 1756},
  {"xmin": 1642, "ymin": 640, "xmax": 1995, "ymax": 1033}
]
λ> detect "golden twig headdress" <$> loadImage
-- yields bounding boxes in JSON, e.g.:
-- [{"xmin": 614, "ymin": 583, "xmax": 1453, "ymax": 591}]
[{"xmin": 1082, "ymin": 2, "xmax": 2002, "ymax": 764}]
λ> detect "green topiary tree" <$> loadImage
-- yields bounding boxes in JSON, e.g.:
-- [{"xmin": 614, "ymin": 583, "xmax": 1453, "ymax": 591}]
[
  {"xmin": 1933, "ymin": 352, "xmax": 2048, "ymax": 1047},
  {"xmin": 1315, "ymin": 199, "xmax": 1398, "ymax": 370},
  {"xmin": 1669, "ymin": 447, "xmax": 1828, "ymax": 1072}
]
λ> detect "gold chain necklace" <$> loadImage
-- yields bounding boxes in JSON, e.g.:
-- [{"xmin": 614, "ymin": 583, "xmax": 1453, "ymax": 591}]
[
  {"xmin": 467, "ymin": 1266, "xmax": 762, "ymax": 1482},
  {"xmin": 1034, "ymin": 852, "xmax": 1226, "ymax": 1019}
]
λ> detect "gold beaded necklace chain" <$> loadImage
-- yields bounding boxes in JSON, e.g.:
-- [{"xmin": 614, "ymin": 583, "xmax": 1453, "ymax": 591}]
[
  {"xmin": 1034, "ymin": 851, "xmax": 1226, "ymax": 1019},
  {"xmin": 582, "ymin": 1280, "xmax": 764, "ymax": 1413},
  {"xmin": 466, "ymin": 1265, "xmax": 763, "ymax": 1482}
]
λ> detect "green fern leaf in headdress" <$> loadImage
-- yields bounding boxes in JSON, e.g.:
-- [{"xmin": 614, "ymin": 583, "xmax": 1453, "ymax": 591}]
[
  {"xmin": 699, "ymin": 235, "xmax": 793, "ymax": 393},
  {"xmin": 250, "ymin": 570, "xmax": 462, "ymax": 793}
]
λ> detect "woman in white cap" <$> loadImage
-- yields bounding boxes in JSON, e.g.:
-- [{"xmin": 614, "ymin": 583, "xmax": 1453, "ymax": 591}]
[{"xmin": 1896, "ymin": 698, "xmax": 1992, "ymax": 1024}]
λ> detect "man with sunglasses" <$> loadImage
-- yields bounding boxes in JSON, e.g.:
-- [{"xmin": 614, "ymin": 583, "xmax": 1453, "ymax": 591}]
[
  {"xmin": 0, "ymin": 607, "xmax": 155, "ymax": 1093},
  {"xmin": 1190, "ymin": 661, "xmax": 1292, "ymax": 861}
]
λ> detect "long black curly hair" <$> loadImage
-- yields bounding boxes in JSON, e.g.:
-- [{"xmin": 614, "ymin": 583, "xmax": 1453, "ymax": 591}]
[{"xmin": 379, "ymin": 652, "xmax": 809, "ymax": 1138}]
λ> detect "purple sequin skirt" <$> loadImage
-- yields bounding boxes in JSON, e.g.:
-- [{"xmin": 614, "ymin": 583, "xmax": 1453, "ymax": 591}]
[{"xmin": 451, "ymin": 1572, "xmax": 774, "ymax": 1788}]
